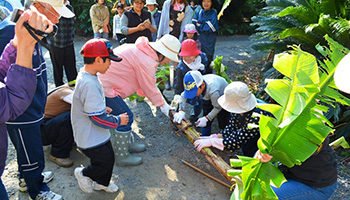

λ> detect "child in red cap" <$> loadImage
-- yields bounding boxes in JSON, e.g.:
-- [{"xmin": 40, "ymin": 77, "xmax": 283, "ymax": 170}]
[
  {"xmin": 174, "ymin": 39, "xmax": 208, "ymax": 123},
  {"xmin": 72, "ymin": 38, "xmax": 129, "ymax": 194}
]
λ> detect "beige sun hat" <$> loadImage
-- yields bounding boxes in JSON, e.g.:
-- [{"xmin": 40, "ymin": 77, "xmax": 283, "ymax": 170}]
[
  {"xmin": 334, "ymin": 53, "xmax": 350, "ymax": 94},
  {"xmin": 149, "ymin": 34, "xmax": 180, "ymax": 63},
  {"xmin": 26, "ymin": 0, "xmax": 75, "ymax": 18},
  {"xmin": 218, "ymin": 81, "xmax": 256, "ymax": 114}
]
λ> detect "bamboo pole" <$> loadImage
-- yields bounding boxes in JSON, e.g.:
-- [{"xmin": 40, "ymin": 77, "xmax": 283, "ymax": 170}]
[
  {"xmin": 181, "ymin": 160, "xmax": 232, "ymax": 188},
  {"xmin": 169, "ymin": 111, "xmax": 236, "ymax": 186}
]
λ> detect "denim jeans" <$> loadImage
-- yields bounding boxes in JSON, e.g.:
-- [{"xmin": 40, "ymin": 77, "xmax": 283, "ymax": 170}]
[
  {"xmin": 0, "ymin": 179, "xmax": 8, "ymax": 200},
  {"xmin": 273, "ymin": 179, "xmax": 337, "ymax": 200},
  {"xmin": 94, "ymin": 32, "xmax": 108, "ymax": 39},
  {"xmin": 105, "ymin": 95, "xmax": 134, "ymax": 132}
]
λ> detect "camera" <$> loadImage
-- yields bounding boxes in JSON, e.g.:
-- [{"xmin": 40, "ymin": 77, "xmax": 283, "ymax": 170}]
[{"xmin": 10, "ymin": 8, "xmax": 24, "ymax": 22}]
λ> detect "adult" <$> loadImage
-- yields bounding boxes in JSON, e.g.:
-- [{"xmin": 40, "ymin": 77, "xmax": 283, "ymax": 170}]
[
  {"xmin": 90, "ymin": 0, "xmax": 109, "ymax": 39},
  {"xmin": 2, "ymin": 0, "xmax": 74, "ymax": 199},
  {"xmin": 0, "ymin": 9, "xmax": 42, "ymax": 200},
  {"xmin": 193, "ymin": 82, "xmax": 273, "ymax": 157},
  {"xmin": 0, "ymin": 6, "xmax": 11, "ymax": 53},
  {"xmin": 98, "ymin": 34, "xmax": 179, "ymax": 166},
  {"xmin": 255, "ymin": 136, "xmax": 337, "ymax": 199},
  {"xmin": 41, "ymin": 84, "xmax": 74, "ymax": 167},
  {"xmin": 47, "ymin": 0, "xmax": 77, "ymax": 87},
  {"xmin": 157, "ymin": 0, "xmax": 193, "ymax": 42},
  {"xmin": 121, "ymin": 0, "xmax": 157, "ymax": 43},
  {"xmin": 111, "ymin": 0, "xmax": 132, "ymax": 13},
  {"xmin": 158, "ymin": 0, "xmax": 193, "ymax": 90},
  {"xmin": 145, "ymin": 0, "xmax": 161, "ymax": 42},
  {"xmin": 192, "ymin": 0, "xmax": 218, "ymax": 72}
]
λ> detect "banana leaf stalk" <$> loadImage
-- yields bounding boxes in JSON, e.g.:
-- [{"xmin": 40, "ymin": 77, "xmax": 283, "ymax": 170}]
[
  {"xmin": 232, "ymin": 35, "xmax": 350, "ymax": 199},
  {"xmin": 169, "ymin": 111, "xmax": 238, "ymax": 186}
]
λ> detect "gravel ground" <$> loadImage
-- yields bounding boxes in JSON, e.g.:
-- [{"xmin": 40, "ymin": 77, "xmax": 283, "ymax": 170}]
[{"xmin": 3, "ymin": 35, "xmax": 350, "ymax": 200}]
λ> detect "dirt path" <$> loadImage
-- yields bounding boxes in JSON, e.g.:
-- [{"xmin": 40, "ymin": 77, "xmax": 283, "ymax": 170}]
[{"xmin": 3, "ymin": 36, "xmax": 348, "ymax": 200}]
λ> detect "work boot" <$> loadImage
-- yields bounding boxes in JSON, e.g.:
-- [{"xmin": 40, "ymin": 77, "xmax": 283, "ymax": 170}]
[
  {"xmin": 49, "ymin": 155, "xmax": 73, "ymax": 167},
  {"xmin": 111, "ymin": 130, "xmax": 143, "ymax": 166},
  {"xmin": 128, "ymin": 132, "xmax": 146, "ymax": 153}
]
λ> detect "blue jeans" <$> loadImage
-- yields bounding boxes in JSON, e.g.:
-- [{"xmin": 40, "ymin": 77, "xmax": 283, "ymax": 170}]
[
  {"xmin": 273, "ymin": 179, "xmax": 337, "ymax": 200},
  {"xmin": 105, "ymin": 95, "xmax": 134, "ymax": 132},
  {"xmin": 0, "ymin": 179, "xmax": 8, "ymax": 200},
  {"xmin": 94, "ymin": 32, "xmax": 108, "ymax": 39},
  {"xmin": 7, "ymin": 125, "xmax": 49, "ymax": 199}
]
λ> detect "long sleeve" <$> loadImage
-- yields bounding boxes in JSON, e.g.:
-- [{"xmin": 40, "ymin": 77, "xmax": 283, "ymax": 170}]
[
  {"xmin": 0, "ymin": 41, "xmax": 17, "ymax": 80},
  {"xmin": 113, "ymin": 15, "xmax": 117, "ymax": 36},
  {"xmin": 89, "ymin": 112, "xmax": 121, "ymax": 129},
  {"xmin": 120, "ymin": 13, "xmax": 130, "ymax": 35},
  {"xmin": 179, "ymin": 5, "xmax": 194, "ymax": 42},
  {"xmin": 0, "ymin": 64, "xmax": 37, "ymax": 123},
  {"xmin": 157, "ymin": 0, "xmax": 170, "ymax": 38},
  {"xmin": 206, "ymin": 90, "xmax": 221, "ymax": 120}
]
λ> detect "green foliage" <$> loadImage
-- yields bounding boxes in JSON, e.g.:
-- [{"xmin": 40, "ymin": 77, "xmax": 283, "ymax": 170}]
[
  {"xmin": 250, "ymin": 0, "xmax": 350, "ymax": 55},
  {"xmin": 230, "ymin": 36, "xmax": 350, "ymax": 199},
  {"xmin": 212, "ymin": 56, "xmax": 231, "ymax": 83}
]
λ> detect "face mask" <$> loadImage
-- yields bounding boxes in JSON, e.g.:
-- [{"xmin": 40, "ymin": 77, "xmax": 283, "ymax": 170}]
[{"xmin": 184, "ymin": 55, "xmax": 204, "ymax": 71}]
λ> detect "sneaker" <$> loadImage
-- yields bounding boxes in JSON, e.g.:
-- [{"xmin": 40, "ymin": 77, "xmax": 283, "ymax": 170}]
[
  {"xmin": 19, "ymin": 171, "xmax": 54, "ymax": 192},
  {"xmin": 32, "ymin": 191, "xmax": 62, "ymax": 200},
  {"xmin": 93, "ymin": 182, "xmax": 119, "ymax": 193},
  {"xmin": 49, "ymin": 155, "xmax": 73, "ymax": 167},
  {"xmin": 74, "ymin": 167, "xmax": 93, "ymax": 193}
]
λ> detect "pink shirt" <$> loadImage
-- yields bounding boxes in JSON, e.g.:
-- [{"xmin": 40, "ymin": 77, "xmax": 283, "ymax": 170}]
[{"xmin": 98, "ymin": 37, "xmax": 165, "ymax": 107}]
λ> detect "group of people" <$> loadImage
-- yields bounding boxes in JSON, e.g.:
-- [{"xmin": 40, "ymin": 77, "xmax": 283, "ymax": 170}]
[{"xmin": 0, "ymin": 0, "xmax": 340, "ymax": 200}]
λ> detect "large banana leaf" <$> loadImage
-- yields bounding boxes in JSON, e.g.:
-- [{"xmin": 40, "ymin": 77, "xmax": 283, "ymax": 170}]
[{"xmin": 230, "ymin": 36, "xmax": 350, "ymax": 199}]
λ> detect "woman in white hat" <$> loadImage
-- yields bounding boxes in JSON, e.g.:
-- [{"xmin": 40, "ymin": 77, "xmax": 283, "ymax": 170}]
[
  {"xmin": 194, "ymin": 81, "xmax": 273, "ymax": 157},
  {"xmin": 98, "ymin": 35, "xmax": 180, "ymax": 166}
]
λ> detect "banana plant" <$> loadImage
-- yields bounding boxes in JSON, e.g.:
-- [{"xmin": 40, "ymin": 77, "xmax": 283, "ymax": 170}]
[{"xmin": 229, "ymin": 35, "xmax": 350, "ymax": 199}]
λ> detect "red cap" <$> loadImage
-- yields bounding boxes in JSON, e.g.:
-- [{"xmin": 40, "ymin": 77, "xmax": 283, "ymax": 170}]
[
  {"xmin": 81, "ymin": 38, "xmax": 122, "ymax": 62},
  {"xmin": 179, "ymin": 39, "xmax": 201, "ymax": 57}
]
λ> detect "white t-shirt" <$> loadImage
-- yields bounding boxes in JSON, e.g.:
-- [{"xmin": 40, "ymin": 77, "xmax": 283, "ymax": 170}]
[
  {"xmin": 71, "ymin": 70, "xmax": 110, "ymax": 149},
  {"xmin": 113, "ymin": 14, "xmax": 122, "ymax": 36}
]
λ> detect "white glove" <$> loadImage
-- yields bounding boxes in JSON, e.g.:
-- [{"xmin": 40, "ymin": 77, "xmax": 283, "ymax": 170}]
[
  {"xmin": 196, "ymin": 116, "xmax": 209, "ymax": 127},
  {"xmin": 160, "ymin": 102, "xmax": 174, "ymax": 117},
  {"xmin": 194, "ymin": 138, "xmax": 224, "ymax": 151},
  {"xmin": 173, "ymin": 111, "xmax": 185, "ymax": 123},
  {"xmin": 199, "ymin": 134, "xmax": 219, "ymax": 139}
]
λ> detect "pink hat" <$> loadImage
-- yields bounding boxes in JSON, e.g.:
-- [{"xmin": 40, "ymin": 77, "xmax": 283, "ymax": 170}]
[
  {"xmin": 183, "ymin": 24, "xmax": 197, "ymax": 33},
  {"xmin": 179, "ymin": 39, "xmax": 201, "ymax": 57}
]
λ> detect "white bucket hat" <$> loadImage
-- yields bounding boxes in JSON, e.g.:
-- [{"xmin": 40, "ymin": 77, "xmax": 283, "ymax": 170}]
[
  {"xmin": 146, "ymin": 0, "xmax": 158, "ymax": 5},
  {"xmin": 150, "ymin": 34, "xmax": 180, "ymax": 63},
  {"xmin": 334, "ymin": 53, "xmax": 350, "ymax": 94},
  {"xmin": 28, "ymin": 0, "xmax": 75, "ymax": 18},
  {"xmin": 218, "ymin": 81, "xmax": 256, "ymax": 113}
]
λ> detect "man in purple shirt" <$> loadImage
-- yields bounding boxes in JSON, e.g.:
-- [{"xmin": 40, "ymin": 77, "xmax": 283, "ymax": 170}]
[{"xmin": 0, "ymin": 9, "xmax": 54, "ymax": 200}]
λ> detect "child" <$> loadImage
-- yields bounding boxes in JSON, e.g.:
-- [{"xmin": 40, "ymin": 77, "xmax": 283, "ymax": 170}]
[
  {"xmin": 174, "ymin": 39, "xmax": 207, "ymax": 123},
  {"xmin": 189, "ymin": 0, "xmax": 201, "ymax": 13},
  {"xmin": 183, "ymin": 23, "xmax": 201, "ymax": 50},
  {"xmin": 146, "ymin": 0, "xmax": 161, "ymax": 41},
  {"xmin": 173, "ymin": 71, "xmax": 230, "ymax": 136},
  {"xmin": 72, "ymin": 38, "xmax": 129, "ymax": 193},
  {"xmin": 113, "ymin": 3, "xmax": 126, "ymax": 44},
  {"xmin": 194, "ymin": 82, "xmax": 273, "ymax": 157},
  {"xmin": 192, "ymin": 0, "xmax": 218, "ymax": 73}
]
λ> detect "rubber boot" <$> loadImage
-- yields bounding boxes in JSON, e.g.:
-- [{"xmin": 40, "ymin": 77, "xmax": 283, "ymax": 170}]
[
  {"xmin": 110, "ymin": 130, "xmax": 143, "ymax": 166},
  {"xmin": 128, "ymin": 132, "xmax": 146, "ymax": 153}
]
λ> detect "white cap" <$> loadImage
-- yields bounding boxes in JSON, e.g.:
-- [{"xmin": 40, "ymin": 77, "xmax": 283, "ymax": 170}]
[
  {"xmin": 149, "ymin": 34, "xmax": 180, "ymax": 63},
  {"xmin": 334, "ymin": 53, "xmax": 350, "ymax": 94},
  {"xmin": 218, "ymin": 81, "xmax": 256, "ymax": 113},
  {"xmin": 30, "ymin": 0, "xmax": 75, "ymax": 18},
  {"xmin": 146, "ymin": 0, "xmax": 158, "ymax": 5}
]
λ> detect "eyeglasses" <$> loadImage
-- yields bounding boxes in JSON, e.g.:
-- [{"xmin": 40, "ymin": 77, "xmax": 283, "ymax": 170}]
[{"xmin": 35, "ymin": 3, "xmax": 61, "ymax": 20}]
